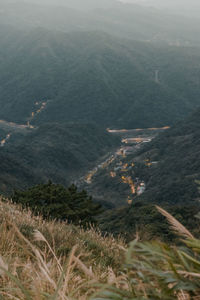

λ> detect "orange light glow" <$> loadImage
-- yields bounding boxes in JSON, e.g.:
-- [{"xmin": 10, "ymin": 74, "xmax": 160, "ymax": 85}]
[
  {"xmin": 110, "ymin": 171, "xmax": 116, "ymax": 178},
  {"xmin": 121, "ymin": 176, "xmax": 136, "ymax": 194}
]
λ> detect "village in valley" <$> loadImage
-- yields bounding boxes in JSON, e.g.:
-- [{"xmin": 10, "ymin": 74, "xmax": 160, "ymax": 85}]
[{"xmin": 81, "ymin": 126, "xmax": 169, "ymax": 206}]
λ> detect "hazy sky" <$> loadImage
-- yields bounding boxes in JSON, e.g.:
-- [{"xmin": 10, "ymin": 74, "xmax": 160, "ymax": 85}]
[
  {"xmin": 119, "ymin": 0, "xmax": 200, "ymax": 18},
  {"xmin": 119, "ymin": 0, "xmax": 200, "ymax": 8},
  {"xmin": 4, "ymin": 0, "xmax": 200, "ymax": 11},
  {"xmin": 2, "ymin": 0, "xmax": 200, "ymax": 21}
]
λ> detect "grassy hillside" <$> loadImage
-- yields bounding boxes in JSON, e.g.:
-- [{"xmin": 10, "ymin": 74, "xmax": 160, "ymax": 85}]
[
  {"xmin": 0, "ymin": 198, "xmax": 125, "ymax": 299},
  {"xmin": 0, "ymin": 123, "xmax": 119, "ymax": 194},
  {"xmin": 1, "ymin": 198, "xmax": 200, "ymax": 298}
]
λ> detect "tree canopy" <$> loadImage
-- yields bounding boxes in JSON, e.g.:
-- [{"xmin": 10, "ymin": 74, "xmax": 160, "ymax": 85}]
[{"xmin": 12, "ymin": 181, "xmax": 102, "ymax": 225}]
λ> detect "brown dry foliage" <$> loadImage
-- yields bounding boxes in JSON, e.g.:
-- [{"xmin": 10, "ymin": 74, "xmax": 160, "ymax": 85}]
[{"xmin": 0, "ymin": 198, "xmax": 125, "ymax": 299}]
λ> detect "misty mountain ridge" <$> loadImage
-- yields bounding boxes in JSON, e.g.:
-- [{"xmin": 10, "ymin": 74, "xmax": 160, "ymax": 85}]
[
  {"xmin": 121, "ymin": 0, "xmax": 200, "ymax": 17},
  {"xmin": 1, "ymin": 27, "xmax": 200, "ymax": 129},
  {"xmin": 1, "ymin": 0, "xmax": 200, "ymax": 46},
  {"xmin": 1, "ymin": 0, "xmax": 117, "ymax": 10}
]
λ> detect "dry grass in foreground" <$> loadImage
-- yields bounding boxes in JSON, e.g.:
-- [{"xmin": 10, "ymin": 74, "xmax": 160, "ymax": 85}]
[
  {"xmin": 1, "ymin": 199, "xmax": 200, "ymax": 299},
  {"xmin": 0, "ymin": 198, "xmax": 125, "ymax": 299}
]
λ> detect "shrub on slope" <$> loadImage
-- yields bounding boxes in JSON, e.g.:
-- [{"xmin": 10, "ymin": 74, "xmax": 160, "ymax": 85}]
[{"xmin": 12, "ymin": 181, "xmax": 102, "ymax": 225}]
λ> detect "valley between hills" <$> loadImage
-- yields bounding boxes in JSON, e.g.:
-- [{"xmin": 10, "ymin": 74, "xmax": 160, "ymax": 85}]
[
  {"xmin": 0, "ymin": 105, "xmax": 169, "ymax": 208},
  {"xmin": 79, "ymin": 126, "xmax": 170, "ymax": 206}
]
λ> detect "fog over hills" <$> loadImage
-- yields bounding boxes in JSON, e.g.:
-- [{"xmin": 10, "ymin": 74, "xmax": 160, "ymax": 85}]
[
  {"xmin": 1, "ymin": 26, "xmax": 200, "ymax": 129},
  {"xmin": 5, "ymin": 0, "xmax": 117, "ymax": 10},
  {"xmin": 128, "ymin": 0, "xmax": 200, "ymax": 19},
  {"xmin": 120, "ymin": 0, "xmax": 200, "ymax": 16},
  {"xmin": 0, "ymin": 0, "xmax": 200, "ymax": 45}
]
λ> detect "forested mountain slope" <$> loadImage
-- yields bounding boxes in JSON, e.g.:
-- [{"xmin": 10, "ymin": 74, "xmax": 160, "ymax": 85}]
[
  {"xmin": 0, "ymin": 27, "xmax": 200, "ymax": 128},
  {"xmin": 0, "ymin": 123, "xmax": 119, "ymax": 194},
  {"xmin": 99, "ymin": 109, "xmax": 200, "ymax": 240},
  {"xmin": 137, "ymin": 108, "xmax": 200, "ymax": 204}
]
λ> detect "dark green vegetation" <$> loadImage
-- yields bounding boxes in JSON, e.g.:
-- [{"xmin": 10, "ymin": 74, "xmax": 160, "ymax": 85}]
[
  {"xmin": 97, "ymin": 109, "xmax": 200, "ymax": 241},
  {"xmin": 137, "ymin": 109, "xmax": 200, "ymax": 204},
  {"xmin": 12, "ymin": 181, "xmax": 101, "ymax": 225},
  {"xmin": 96, "ymin": 213, "xmax": 200, "ymax": 299},
  {"xmin": 100, "ymin": 109, "xmax": 200, "ymax": 206},
  {"xmin": 99, "ymin": 201, "xmax": 200, "ymax": 242},
  {"xmin": 82, "ymin": 128, "xmax": 159, "ymax": 207},
  {"xmin": 0, "ymin": 123, "xmax": 119, "ymax": 194},
  {"xmin": 0, "ymin": 0, "xmax": 200, "ymax": 246},
  {"xmin": 0, "ymin": 25, "xmax": 200, "ymax": 128}
]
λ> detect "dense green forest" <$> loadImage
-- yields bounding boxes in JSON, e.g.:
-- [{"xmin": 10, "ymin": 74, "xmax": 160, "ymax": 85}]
[
  {"xmin": 99, "ymin": 201, "xmax": 200, "ymax": 242},
  {"xmin": 0, "ymin": 123, "xmax": 119, "ymax": 194},
  {"xmin": 137, "ymin": 108, "xmax": 200, "ymax": 204},
  {"xmin": 12, "ymin": 181, "xmax": 102, "ymax": 225},
  {"xmin": 0, "ymin": 26, "xmax": 200, "ymax": 128},
  {"xmin": 89, "ymin": 108, "xmax": 200, "ymax": 206},
  {"xmin": 98, "ymin": 109, "xmax": 200, "ymax": 240},
  {"xmin": 5, "ymin": 108, "xmax": 199, "ymax": 242},
  {"xmin": 0, "ymin": 0, "xmax": 200, "ymax": 247}
]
